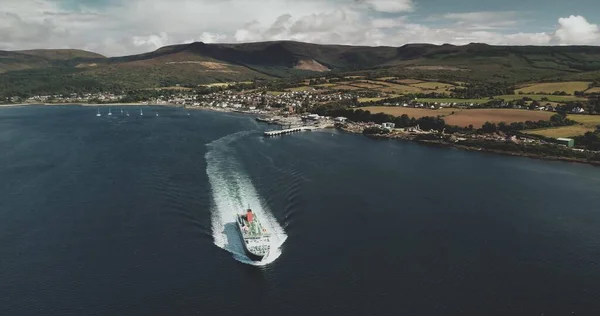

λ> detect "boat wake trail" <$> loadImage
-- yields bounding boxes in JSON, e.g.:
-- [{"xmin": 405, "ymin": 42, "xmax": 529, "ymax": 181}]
[{"xmin": 206, "ymin": 131, "xmax": 287, "ymax": 266}]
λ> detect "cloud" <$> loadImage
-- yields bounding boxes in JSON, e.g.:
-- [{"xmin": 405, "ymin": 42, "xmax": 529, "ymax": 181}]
[
  {"xmin": 363, "ymin": 0, "xmax": 413, "ymax": 13},
  {"xmin": 0, "ymin": 0, "xmax": 598, "ymax": 56},
  {"xmin": 552, "ymin": 15, "xmax": 600, "ymax": 45},
  {"xmin": 441, "ymin": 11, "xmax": 519, "ymax": 30}
]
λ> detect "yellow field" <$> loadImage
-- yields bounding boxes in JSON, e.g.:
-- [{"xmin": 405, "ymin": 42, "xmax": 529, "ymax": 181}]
[
  {"xmin": 516, "ymin": 81, "xmax": 591, "ymax": 95},
  {"xmin": 378, "ymin": 84, "xmax": 424, "ymax": 94},
  {"xmin": 361, "ymin": 106, "xmax": 457, "ymax": 118},
  {"xmin": 202, "ymin": 81, "xmax": 253, "ymax": 87},
  {"xmin": 496, "ymin": 94, "xmax": 585, "ymax": 102},
  {"xmin": 411, "ymin": 82, "xmax": 455, "ymax": 90},
  {"xmin": 330, "ymin": 85, "xmax": 362, "ymax": 90},
  {"xmin": 587, "ymin": 87, "xmax": 600, "ymax": 94},
  {"xmin": 443, "ymin": 109, "xmax": 553, "ymax": 128},
  {"xmin": 351, "ymin": 82, "xmax": 387, "ymax": 89},
  {"xmin": 526, "ymin": 125, "xmax": 597, "ymax": 138},
  {"xmin": 568, "ymin": 114, "xmax": 600, "ymax": 125},
  {"xmin": 394, "ymin": 79, "xmax": 424, "ymax": 85},
  {"xmin": 202, "ymin": 83, "xmax": 232, "ymax": 87},
  {"xmin": 149, "ymin": 86, "xmax": 193, "ymax": 91},
  {"xmin": 266, "ymin": 91, "xmax": 285, "ymax": 96},
  {"xmin": 286, "ymin": 86, "xmax": 315, "ymax": 92},
  {"xmin": 523, "ymin": 114, "xmax": 600, "ymax": 138},
  {"xmin": 358, "ymin": 98, "xmax": 386, "ymax": 103}
]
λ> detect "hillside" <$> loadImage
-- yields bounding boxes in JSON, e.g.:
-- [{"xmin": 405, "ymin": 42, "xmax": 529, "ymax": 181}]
[{"xmin": 2, "ymin": 41, "xmax": 600, "ymax": 95}]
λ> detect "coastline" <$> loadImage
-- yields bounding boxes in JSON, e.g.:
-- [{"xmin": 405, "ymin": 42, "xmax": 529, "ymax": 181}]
[
  {"xmin": 340, "ymin": 127, "xmax": 600, "ymax": 167},
  {"xmin": 419, "ymin": 140, "xmax": 600, "ymax": 167},
  {"xmin": 4, "ymin": 103, "xmax": 596, "ymax": 166},
  {"xmin": 2, "ymin": 102, "xmax": 149, "ymax": 107}
]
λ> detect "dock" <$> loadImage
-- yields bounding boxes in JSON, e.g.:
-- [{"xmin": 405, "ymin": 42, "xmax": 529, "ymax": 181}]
[{"xmin": 264, "ymin": 126, "xmax": 317, "ymax": 137}]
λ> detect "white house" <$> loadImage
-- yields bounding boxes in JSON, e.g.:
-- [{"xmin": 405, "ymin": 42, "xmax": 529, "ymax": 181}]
[
  {"xmin": 382, "ymin": 122, "xmax": 395, "ymax": 130},
  {"xmin": 334, "ymin": 117, "xmax": 348, "ymax": 123}
]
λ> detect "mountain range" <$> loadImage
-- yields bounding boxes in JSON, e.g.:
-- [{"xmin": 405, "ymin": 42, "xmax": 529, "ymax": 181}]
[{"xmin": 2, "ymin": 41, "xmax": 600, "ymax": 95}]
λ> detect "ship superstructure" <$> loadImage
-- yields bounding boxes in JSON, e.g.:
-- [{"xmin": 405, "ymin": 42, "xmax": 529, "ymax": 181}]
[{"xmin": 236, "ymin": 209, "xmax": 271, "ymax": 260}]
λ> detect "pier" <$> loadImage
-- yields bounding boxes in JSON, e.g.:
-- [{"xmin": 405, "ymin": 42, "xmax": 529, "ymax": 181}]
[{"xmin": 264, "ymin": 126, "xmax": 317, "ymax": 137}]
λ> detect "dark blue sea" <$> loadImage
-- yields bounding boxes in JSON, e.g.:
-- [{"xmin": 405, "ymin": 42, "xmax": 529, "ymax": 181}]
[{"xmin": 2, "ymin": 105, "xmax": 600, "ymax": 316}]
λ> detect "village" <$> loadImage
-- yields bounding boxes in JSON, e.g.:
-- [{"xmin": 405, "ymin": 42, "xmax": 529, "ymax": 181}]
[{"xmin": 6, "ymin": 86, "xmax": 598, "ymax": 157}]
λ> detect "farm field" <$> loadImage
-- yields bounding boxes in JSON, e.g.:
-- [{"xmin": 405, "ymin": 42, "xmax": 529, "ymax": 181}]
[
  {"xmin": 286, "ymin": 86, "xmax": 315, "ymax": 92},
  {"xmin": 149, "ymin": 86, "xmax": 193, "ymax": 91},
  {"xmin": 394, "ymin": 79, "xmax": 424, "ymax": 85},
  {"xmin": 568, "ymin": 114, "xmax": 600, "ymax": 126},
  {"xmin": 587, "ymin": 87, "xmax": 600, "ymax": 94},
  {"xmin": 360, "ymin": 106, "xmax": 458, "ymax": 118},
  {"xmin": 525, "ymin": 125, "xmax": 597, "ymax": 138},
  {"xmin": 516, "ymin": 81, "xmax": 591, "ymax": 95},
  {"xmin": 358, "ymin": 98, "xmax": 386, "ymax": 103},
  {"xmin": 443, "ymin": 109, "xmax": 553, "ymax": 128},
  {"xmin": 495, "ymin": 94, "xmax": 585, "ymax": 102},
  {"xmin": 414, "ymin": 98, "xmax": 490, "ymax": 104},
  {"xmin": 411, "ymin": 81, "xmax": 456, "ymax": 91}
]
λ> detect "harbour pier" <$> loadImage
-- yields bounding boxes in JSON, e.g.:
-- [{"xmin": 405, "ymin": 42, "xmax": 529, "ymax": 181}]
[{"xmin": 264, "ymin": 126, "xmax": 317, "ymax": 137}]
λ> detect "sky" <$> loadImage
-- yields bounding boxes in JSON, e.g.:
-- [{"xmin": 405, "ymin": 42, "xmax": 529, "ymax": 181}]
[{"xmin": 1, "ymin": 0, "xmax": 599, "ymax": 56}]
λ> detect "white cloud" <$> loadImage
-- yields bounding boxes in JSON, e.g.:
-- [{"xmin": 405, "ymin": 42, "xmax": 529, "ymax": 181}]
[
  {"xmin": 364, "ymin": 0, "xmax": 414, "ymax": 13},
  {"xmin": 552, "ymin": 15, "xmax": 600, "ymax": 45},
  {"xmin": 0, "ymin": 0, "xmax": 598, "ymax": 56},
  {"xmin": 441, "ymin": 11, "xmax": 519, "ymax": 30}
]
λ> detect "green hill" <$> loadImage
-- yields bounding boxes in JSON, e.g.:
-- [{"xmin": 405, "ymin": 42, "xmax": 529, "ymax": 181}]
[{"xmin": 2, "ymin": 41, "xmax": 600, "ymax": 95}]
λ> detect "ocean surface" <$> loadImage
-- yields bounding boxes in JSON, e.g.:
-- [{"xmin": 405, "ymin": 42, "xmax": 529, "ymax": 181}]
[{"xmin": 2, "ymin": 105, "xmax": 600, "ymax": 316}]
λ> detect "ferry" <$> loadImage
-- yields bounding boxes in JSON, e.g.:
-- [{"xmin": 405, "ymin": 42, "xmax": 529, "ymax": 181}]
[{"xmin": 236, "ymin": 209, "xmax": 271, "ymax": 261}]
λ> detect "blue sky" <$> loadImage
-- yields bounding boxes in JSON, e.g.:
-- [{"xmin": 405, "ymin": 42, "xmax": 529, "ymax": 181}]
[{"xmin": 1, "ymin": 0, "xmax": 599, "ymax": 56}]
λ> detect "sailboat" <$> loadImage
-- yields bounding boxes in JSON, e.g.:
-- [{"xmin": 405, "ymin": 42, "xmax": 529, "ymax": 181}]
[
  {"xmin": 96, "ymin": 108, "xmax": 101, "ymax": 117},
  {"xmin": 155, "ymin": 112, "xmax": 159, "ymax": 117},
  {"xmin": 108, "ymin": 107, "xmax": 112, "ymax": 116},
  {"xmin": 140, "ymin": 108, "xmax": 144, "ymax": 116},
  {"xmin": 126, "ymin": 111, "xmax": 130, "ymax": 117},
  {"xmin": 121, "ymin": 108, "xmax": 124, "ymax": 115}
]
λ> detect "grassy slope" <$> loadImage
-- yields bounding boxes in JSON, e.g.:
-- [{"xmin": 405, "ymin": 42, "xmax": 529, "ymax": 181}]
[
  {"xmin": 516, "ymin": 81, "xmax": 591, "ymax": 94},
  {"xmin": 3, "ymin": 42, "xmax": 600, "ymax": 94}
]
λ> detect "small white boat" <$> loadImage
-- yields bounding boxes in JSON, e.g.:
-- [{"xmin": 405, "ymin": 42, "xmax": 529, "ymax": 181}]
[
  {"xmin": 108, "ymin": 108, "xmax": 112, "ymax": 116},
  {"xmin": 96, "ymin": 108, "xmax": 101, "ymax": 117}
]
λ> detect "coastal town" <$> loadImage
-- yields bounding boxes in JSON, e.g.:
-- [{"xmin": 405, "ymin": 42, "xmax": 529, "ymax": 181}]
[{"xmin": 4, "ymin": 83, "xmax": 600, "ymax": 164}]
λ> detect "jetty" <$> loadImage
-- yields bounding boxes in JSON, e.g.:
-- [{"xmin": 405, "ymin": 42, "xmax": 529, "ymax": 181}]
[{"xmin": 264, "ymin": 126, "xmax": 317, "ymax": 137}]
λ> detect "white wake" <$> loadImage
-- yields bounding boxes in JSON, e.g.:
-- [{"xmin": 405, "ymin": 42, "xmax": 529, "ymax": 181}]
[{"xmin": 206, "ymin": 131, "xmax": 287, "ymax": 266}]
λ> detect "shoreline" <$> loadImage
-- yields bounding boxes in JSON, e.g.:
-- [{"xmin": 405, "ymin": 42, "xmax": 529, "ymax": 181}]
[
  {"xmin": 340, "ymin": 127, "xmax": 600, "ymax": 167},
  {"xmin": 2, "ymin": 102, "xmax": 151, "ymax": 107},
  {"xmin": 4, "ymin": 103, "xmax": 597, "ymax": 166}
]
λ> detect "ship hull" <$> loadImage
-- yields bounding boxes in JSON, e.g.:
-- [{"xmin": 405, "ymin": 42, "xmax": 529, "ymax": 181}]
[{"xmin": 236, "ymin": 225, "xmax": 266, "ymax": 261}]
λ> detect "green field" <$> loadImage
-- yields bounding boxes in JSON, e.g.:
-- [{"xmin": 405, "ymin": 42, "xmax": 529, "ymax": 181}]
[
  {"xmin": 587, "ymin": 87, "xmax": 600, "ymax": 94},
  {"xmin": 526, "ymin": 125, "xmax": 597, "ymax": 138},
  {"xmin": 516, "ymin": 81, "xmax": 591, "ymax": 95},
  {"xmin": 525, "ymin": 114, "xmax": 600, "ymax": 138},
  {"xmin": 286, "ymin": 86, "xmax": 315, "ymax": 92},
  {"xmin": 569, "ymin": 114, "xmax": 600, "ymax": 125},
  {"xmin": 413, "ymin": 98, "xmax": 491, "ymax": 104},
  {"xmin": 358, "ymin": 97, "xmax": 386, "ymax": 103},
  {"xmin": 360, "ymin": 106, "xmax": 457, "ymax": 118},
  {"xmin": 495, "ymin": 94, "xmax": 585, "ymax": 102}
]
